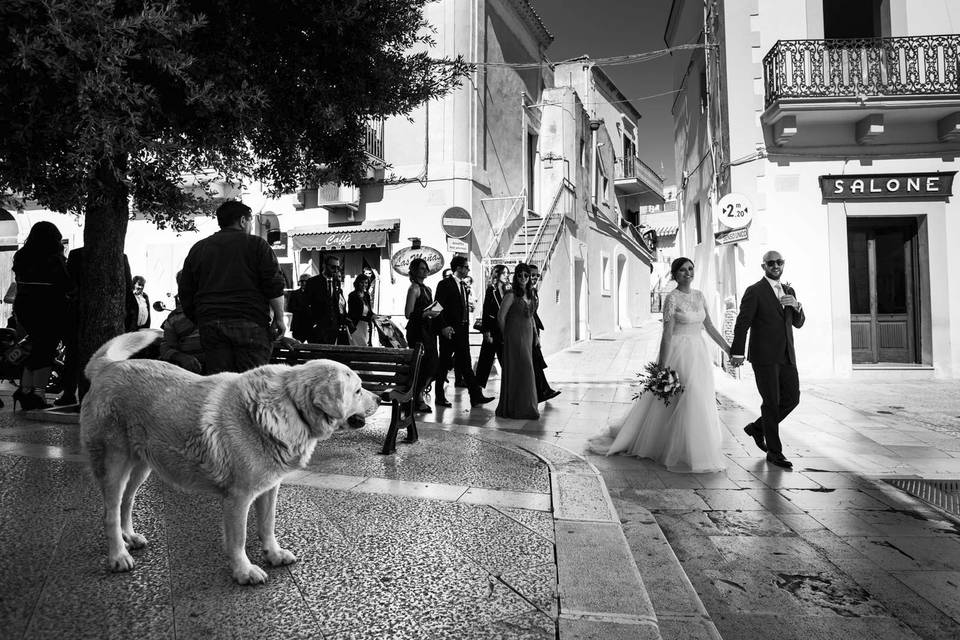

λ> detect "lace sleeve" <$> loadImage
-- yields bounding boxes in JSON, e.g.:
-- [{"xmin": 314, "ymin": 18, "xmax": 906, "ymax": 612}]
[{"xmin": 662, "ymin": 291, "xmax": 678, "ymax": 321}]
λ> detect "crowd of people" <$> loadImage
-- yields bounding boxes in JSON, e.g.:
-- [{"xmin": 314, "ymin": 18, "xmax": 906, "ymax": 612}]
[{"xmin": 5, "ymin": 201, "xmax": 561, "ymax": 419}]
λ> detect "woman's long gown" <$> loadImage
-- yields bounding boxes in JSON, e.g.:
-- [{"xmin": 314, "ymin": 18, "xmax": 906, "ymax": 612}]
[
  {"xmin": 495, "ymin": 295, "xmax": 539, "ymax": 419},
  {"xmin": 594, "ymin": 289, "xmax": 725, "ymax": 473}
]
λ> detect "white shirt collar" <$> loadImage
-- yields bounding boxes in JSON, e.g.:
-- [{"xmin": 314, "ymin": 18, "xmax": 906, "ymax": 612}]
[{"xmin": 765, "ymin": 276, "xmax": 783, "ymax": 292}]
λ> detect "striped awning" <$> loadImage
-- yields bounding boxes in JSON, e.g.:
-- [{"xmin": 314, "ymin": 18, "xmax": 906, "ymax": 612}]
[{"xmin": 290, "ymin": 219, "xmax": 399, "ymax": 252}]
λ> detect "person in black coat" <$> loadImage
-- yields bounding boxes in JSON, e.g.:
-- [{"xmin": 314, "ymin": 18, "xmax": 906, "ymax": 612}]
[
  {"xmin": 287, "ymin": 273, "xmax": 312, "ymax": 342},
  {"xmin": 130, "ymin": 275, "xmax": 151, "ymax": 330},
  {"xmin": 731, "ymin": 250, "xmax": 806, "ymax": 469},
  {"xmin": 529, "ymin": 264, "xmax": 560, "ymax": 402},
  {"xmin": 347, "ymin": 274, "xmax": 375, "ymax": 346},
  {"xmin": 474, "ymin": 264, "xmax": 508, "ymax": 388},
  {"xmin": 305, "ymin": 253, "xmax": 350, "ymax": 344},
  {"xmin": 433, "ymin": 255, "xmax": 493, "ymax": 408}
]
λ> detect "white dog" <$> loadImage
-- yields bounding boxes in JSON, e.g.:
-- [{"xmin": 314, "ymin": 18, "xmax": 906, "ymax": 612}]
[{"xmin": 80, "ymin": 330, "xmax": 380, "ymax": 585}]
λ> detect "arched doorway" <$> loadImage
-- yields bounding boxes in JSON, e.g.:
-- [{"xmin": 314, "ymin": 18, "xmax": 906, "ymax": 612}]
[{"xmin": 616, "ymin": 254, "xmax": 628, "ymax": 329}]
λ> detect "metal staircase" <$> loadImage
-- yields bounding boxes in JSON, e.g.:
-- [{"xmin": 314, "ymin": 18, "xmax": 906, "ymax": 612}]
[{"xmin": 484, "ymin": 179, "xmax": 575, "ymax": 277}]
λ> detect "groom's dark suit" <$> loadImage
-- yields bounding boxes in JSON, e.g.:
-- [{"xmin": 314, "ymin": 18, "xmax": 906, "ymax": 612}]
[{"xmin": 731, "ymin": 278, "xmax": 805, "ymax": 456}]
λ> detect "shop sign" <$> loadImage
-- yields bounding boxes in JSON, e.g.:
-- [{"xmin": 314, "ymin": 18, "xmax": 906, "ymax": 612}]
[
  {"xmin": 819, "ymin": 172, "xmax": 956, "ymax": 202},
  {"xmin": 715, "ymin": 226, "xmax": 748, "ymax": 246},
  {"xmin": 391, "ymin": 244, "xmax": 445, "ymax": 276},
  {"xmin": 717, "ymin": 193, "xmax": 753, "ymax": 230},
  {"xmin": 441, "ymin": 206, "xmax": 472, "ymax": 239}
]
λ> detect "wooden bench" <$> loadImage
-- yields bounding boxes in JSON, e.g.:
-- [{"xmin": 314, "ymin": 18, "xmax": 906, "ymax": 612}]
[{"xmin": 270, "ymin": 342, "xmax": 423, "ymax": 454}]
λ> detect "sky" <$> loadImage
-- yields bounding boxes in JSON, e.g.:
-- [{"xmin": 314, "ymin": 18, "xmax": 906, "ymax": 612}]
[{"xmin": 532, "ymin": 0, "xmax": 678, "ymax": 185}]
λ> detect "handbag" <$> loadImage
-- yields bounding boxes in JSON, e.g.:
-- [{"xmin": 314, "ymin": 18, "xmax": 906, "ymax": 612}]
[
  {"xmin": 3, "ymin": 282, "xmax": 16, "ymax": 304},
  {"xmin": 472, "ymin": 317, "xmax": 484, "ymax": 331},
  {"xmin": 4, "ymin": 336, "xmax": 32, "ymax": 367}
]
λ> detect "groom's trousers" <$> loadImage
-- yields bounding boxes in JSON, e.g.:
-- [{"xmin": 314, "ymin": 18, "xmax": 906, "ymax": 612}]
[{"xmin": 750, "ymin": 361, "xmax": 800, "ymax": 455}]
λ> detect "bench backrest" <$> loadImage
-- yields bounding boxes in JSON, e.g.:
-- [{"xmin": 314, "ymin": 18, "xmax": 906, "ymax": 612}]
[{"xmin": 270, "ymin": 343, "xmax": 422, "ymax": 400}]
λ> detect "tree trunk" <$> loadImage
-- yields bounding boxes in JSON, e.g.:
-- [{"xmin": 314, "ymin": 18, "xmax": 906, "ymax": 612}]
[{"xmin": 78, "ymin": 159, "xmax": 130, "ymax": 374}]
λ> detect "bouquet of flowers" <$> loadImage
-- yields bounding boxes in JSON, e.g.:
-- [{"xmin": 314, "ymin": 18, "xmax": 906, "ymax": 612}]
[{"xmin": 633, "ymin": 362, "xmax": 685, "ymax": 406}]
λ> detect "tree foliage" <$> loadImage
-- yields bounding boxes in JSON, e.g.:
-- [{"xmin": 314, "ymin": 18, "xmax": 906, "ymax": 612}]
[{"xmin": 0, "ymin": 0, "xmax": 469, "ymax": 362}]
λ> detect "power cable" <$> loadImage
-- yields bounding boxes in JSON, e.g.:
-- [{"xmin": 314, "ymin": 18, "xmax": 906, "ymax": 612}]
[{"xmin": 449, "ymin": 44, "xmax": 711, "ymax": 70}]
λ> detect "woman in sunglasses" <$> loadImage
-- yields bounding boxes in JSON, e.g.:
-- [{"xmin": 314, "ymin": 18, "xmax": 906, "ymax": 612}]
[
  {"xmin": 495, "ymin": 263, "xmax": 540, "ymax": 419},
  {"xmin": 590, "ymin": 256, "xmax": 731, "ymax": 473}
]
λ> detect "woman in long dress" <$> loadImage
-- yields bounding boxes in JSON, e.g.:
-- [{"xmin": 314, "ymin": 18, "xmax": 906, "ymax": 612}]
[
  {"xmin": 495, "ymin": 263, "xmax": 539, "ymax": 420},
  {"xmin": 404, "ymin": 258, "xmax": 441, "ymax": 413},
  {"xmin": 593, "ymin": 257, "xmax": 731, "ymax": 472}
]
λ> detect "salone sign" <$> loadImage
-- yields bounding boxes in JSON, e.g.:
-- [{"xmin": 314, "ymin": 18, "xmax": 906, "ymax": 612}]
[{"xmin": 819, "ymin": 172, "xmax": 956, "ymax": 202}]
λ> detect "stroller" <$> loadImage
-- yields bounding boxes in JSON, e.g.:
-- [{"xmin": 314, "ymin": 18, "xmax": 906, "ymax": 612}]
[
  {"xmin": 0, "ymin": 326, "xmax": 65, "ymax": 396},
  {"xmin": 372, "ymin": 316, "xmax": 408, "ymax": 349}
]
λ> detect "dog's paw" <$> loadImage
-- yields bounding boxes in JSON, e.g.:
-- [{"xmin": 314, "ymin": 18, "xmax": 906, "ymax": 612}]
[
  {"xmin": 108, "ymin": 550, "xmax": 136, "ymax": 572},
  {"xmin": 263, "ymin": 547, "xmax": 297, "ymax": 567},
  {"xmin": 122, "ymin": 531, "xmax": 148, "ymax": 550},
  {"xmin": 232, "ymin": 563, "xmax": 269, "ymax": 585}
]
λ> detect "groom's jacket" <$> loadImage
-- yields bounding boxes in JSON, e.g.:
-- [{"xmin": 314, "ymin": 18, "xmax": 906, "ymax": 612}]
[{"xmin": 731, "ymin": 279, "xmax": 805, "ymax": 365}]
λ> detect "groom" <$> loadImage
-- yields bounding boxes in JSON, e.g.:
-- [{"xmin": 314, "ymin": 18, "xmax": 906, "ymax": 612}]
[{"xmin": 730, "ymin": 250, "xmax": 805, "ymax": 469}]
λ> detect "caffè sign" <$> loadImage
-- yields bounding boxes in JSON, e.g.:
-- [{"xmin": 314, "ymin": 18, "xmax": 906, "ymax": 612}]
[
  {"xmin": 819, "ymin": 172, "xmax": 956, "ymax": 202},
  {"xmin": 391, "ymin": 245, "xmax": 445, "ymax": 276}
]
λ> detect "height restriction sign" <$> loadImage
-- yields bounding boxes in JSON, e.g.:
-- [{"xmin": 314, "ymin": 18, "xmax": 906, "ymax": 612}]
[{"xmin": 441, "ymin": 206, "xmax": 472, "ymax": 239}]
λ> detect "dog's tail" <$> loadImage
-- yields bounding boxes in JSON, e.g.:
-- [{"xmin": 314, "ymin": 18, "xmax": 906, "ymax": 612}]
[{"xmin": 84, "ymin": 329, "xmax": 163, "ymax": 382}]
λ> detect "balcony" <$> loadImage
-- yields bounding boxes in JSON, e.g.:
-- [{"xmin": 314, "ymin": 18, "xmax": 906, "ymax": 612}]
[
  {"xmin": 615, "ymin": 155, "xmax": 665, "ymax": 207},
  {"xmin": 365, "ymin": 118, "xmax": 384, "ymax": 163},
  {"xmin": 761, "ymin": 35, "xmax": 960, "ymax": 151}
]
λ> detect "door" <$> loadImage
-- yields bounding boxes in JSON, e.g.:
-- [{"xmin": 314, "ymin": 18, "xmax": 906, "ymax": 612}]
[{"xmin": 847, "ymin": 218, "xmax": 918, "ymax": 364}]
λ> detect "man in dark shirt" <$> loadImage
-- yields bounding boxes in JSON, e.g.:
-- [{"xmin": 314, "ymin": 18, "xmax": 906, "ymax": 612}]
[{"xmin": 179, "ymin": 201, "xmax": 286, "ymax": 374}]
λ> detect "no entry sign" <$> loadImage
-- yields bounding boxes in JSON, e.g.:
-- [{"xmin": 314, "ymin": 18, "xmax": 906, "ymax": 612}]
[{"xmin": 441, "ymin": 206, "xmax": 472, "ymax": 239}]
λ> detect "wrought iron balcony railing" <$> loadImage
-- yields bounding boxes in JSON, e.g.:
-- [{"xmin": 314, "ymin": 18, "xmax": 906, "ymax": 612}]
[{"xmin": 763, "ymin": 35, "xmax": 960, "ymax": 108}]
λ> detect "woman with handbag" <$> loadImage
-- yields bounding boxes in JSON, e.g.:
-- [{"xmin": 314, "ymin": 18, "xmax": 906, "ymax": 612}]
[
  {"xmin": 347, "ymin": 274, "xmax": 375, "ymax": 346},
  {"xmin": 11, "ymin": 221, "xmax": 69, "ymax": 410},
  {"xmin": 473, "ymin": 264, "xmax": 508, "ymax": 388},
  {"xmin": 404, "ymin": 258, "xmax": 441, "ymax": 413}
]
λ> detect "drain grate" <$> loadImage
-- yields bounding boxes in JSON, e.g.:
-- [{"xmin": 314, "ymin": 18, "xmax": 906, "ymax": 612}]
[{"xmin": 885, "ymin": 478, "xmax": 960, "ymax": 517}]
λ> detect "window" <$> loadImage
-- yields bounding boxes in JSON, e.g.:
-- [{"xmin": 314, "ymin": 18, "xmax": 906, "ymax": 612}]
[
  {"xmin": 694, "ymin": 202, "xmax": 702, "ymax": 245},
  {"xmin": 601, "ymin": 253, "xmax": 612, "ymax": 294},
  {"xmin": 580, "ymin": 139, "xmax": 586, "ymax": 168},
  {"xmin": 823, "ymin": 0, "xmax": 882, "ymax": 39}
]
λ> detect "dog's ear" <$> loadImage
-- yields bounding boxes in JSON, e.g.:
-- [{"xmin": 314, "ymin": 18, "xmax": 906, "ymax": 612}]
[{"xmin": 308, "ymin": 361, "xmax": 350, "ymax": 421}]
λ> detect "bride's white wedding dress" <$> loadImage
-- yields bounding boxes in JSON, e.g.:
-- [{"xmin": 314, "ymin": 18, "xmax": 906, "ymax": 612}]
[{"xmin": 591, "ymin": 288, "xmax": 725, "ymax": 473}]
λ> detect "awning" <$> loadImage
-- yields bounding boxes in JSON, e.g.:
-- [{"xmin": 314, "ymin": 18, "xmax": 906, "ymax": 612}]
[{"xmin": 290, "ymin": 219, "xmax": 399, "ymax": 252}]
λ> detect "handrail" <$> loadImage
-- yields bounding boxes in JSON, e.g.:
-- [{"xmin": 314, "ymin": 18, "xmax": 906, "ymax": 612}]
[{"xmin": 525, "ymin": 178, "xmax": 575, "ymax": 271}]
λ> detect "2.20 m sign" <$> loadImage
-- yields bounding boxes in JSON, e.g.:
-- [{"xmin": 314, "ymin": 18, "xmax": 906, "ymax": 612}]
[{"xmin": 717, "ymin": 193, "xmax": 753, "ymax": 230}]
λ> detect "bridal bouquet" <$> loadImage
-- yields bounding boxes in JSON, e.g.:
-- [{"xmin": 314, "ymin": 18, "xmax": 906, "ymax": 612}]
[{"xmin": 634, "ymin": 362, "xmax": 685, "ymax": 406}]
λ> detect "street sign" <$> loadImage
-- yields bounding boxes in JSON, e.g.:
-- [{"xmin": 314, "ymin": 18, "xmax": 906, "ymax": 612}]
[
  {"xmin": 715, "ymin": 226, "xmax": 749, "ymax": 246},
  {"xmin": 717, "ymin": 193, "xmax": 753, "ymax": 230},
  {"xmin": 446, "ymin": 236, "xmax": 469, "ymax": 253},
  {"xmin": 441, "ymin": 206, "xmax": 472, "ymax": 239}
]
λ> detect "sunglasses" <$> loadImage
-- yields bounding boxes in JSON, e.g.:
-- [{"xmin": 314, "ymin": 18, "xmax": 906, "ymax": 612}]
[
  {"xmin": 765, "ymin": 259, "xmax": 785, "ymax": 267},
  {"xmin": 518, "ymin": 273, "xmax": 530, "ymax": 279}
]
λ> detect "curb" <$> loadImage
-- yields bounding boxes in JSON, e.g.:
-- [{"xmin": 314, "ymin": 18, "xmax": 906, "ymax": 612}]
[{"xmin": 440, "ymin": 423, "xmax": 664, "ymax": 640}]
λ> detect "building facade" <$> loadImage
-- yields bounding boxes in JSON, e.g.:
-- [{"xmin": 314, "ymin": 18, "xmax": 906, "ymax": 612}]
[{"xmin": 667, "ymin": 0, "xmax": 960, "ymax": 379}]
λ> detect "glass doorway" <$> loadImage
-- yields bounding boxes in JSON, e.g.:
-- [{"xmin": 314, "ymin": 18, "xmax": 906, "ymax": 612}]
[{"xmin": 847, "ymin": 217, "xmax": 919, "ymax": 364}]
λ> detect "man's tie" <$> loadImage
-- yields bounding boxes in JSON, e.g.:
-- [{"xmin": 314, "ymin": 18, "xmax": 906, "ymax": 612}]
[
  {"xmin": 775, "ymin": 282, "xmax": 784, "ymax": 308},
  {"xmin": 459, "ymin": 281, "xmax": 468, "ymax": 322}
]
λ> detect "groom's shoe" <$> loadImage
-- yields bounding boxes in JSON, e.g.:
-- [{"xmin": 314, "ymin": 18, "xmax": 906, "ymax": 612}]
[
  {"xmin": 744, "ymin": 424, "xmax": 767, "ymax": 452},
  {"xmin": 766, "ymin": 452, "xmax": 793, "ymax": 469}
]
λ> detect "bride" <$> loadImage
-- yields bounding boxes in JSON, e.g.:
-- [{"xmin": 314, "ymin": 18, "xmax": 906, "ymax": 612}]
[{"xmin": 591, "ymin": 257, "xmax": 731, "ymax": 473}]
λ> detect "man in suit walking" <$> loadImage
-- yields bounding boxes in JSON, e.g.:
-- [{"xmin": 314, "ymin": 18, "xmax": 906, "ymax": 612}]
[
  {"xmin": 528, "ymin": 264, "xmax": 560, "ymax": 402},
  {"xmin": 731, "ymin": 250, "xmax": 805, "ymax": 469},
  {"xmin": 434, "ymin": 255, "xmax": 493, "ymax": 408},
  {"xmin": 305, "ymin": 254, "xmax": 351, "ymax": 344}
]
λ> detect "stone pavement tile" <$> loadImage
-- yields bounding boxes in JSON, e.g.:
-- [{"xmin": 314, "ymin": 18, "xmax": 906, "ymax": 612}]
[
  {"xmin": 428, "ymin": 610, "xmax": 555, "ymax": 640},
  {"xmin": 24, "ymin": 475, "xmax": 175, "ymax": 640},
  {"xmin": 779, "ymin": 488, "xmax": 890, "ymax": 511},
  {"xmin": 712, "ymin": 612, "xmax": 922, "ymax": 640},
  {"xmin": 553, "ymin": 473, "xmax": 617, "ymax": 522},
  {"xmin": 798, "ymin": 471, "xmax": 876, "ymax": 489},
  {"xmin": 499, "ymin": 563, "xmax": 558, "ymax": 616},
  {"xmin": 458, "ymin": 487, "xmax": 551, "ymax": 512},
  {"xmin": 805, "ymin": 509, "xmax": 885, "ymax": 536},
  {"xmin": 796, "ymin": 529, "xmax": 871, "ymax": 560},
  {"xmin": 843, "ymin": 536, "xmax": 960, "ymax": 572},
  {"xmin": 352, "ymin": 476, "xmax": 469, "ymax": 501},
  {"xmin": 695, "ymin": 488, "xmax": 766, "ymax": 511},
  {"xmin": 658, "ymin": 615, "xmax": 721, "ymax": 640},
  {"xmin": 627, "ymin": 488, "xmax": 711, "ymax": 511},
  {"xmin": 558, "ymin": 617, "xmax": 660, "ymax": 640},
  {"xmin": 774, "ymin": 512, "xmax": 829, "ymax": 533},
  {"xmin": 0, "ymin": 457, "xmax": 98, "ymax": 638},
  {"xmin": 850, "ymin": 507, "xmax": 960, "ymax": 537},
  {"xmin": 165, "ymin": 489, "xmax": 323, "ymax": 640},
  {"xmin": 654, "ymin": 470, "xmax": 707, "ymax": 489},
  {"xmin": 704, "ymin": 510, "xmax": 795, "ymax": 537},
  {"xmin": 696, "ymin": 473, "xmax": 741, "ymax": 489},
  {"xmin": 889, "ymin": 571, "xmax": 960, "ymax": 624},
  {"xmin": 709, "ymin": 536, "xmax": 836, "ymax": 572},
  {"xmin": 555, "ymin": 521, "xmax": 654, "ymax": 619},
  {"xmin": 746, "ymin": 469, "xmax": 826, "ymax": 490},
  {"xmin": 739, "ymin": 488, "xmax": 805, "ymax": 513},
  {"xmin": 496, "ymin": 506, "xmax": 555, "ymax": 543},
  {"xmin": 833, "ymin": 558, "xmax": 960, "ymax": 640}
]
